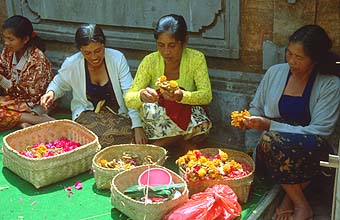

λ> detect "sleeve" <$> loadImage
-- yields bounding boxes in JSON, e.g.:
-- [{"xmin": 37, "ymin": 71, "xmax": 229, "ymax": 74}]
[
  {"xmin": 124, "ymin": 56, "xmax": 153, "ymax": 109},
  {"xmin": 248, "ymin": 69, "xmax": 271, "ymax": 116},
  {"xmin": 180, "ymin": 53, "xmax": 212, "ymax": 105},
  {"xmin": 270, "ymin": 77, "xmax": 340, "ymax": 136},
  {"xmin": 117, "ymin": 54, "xmax": 142, "ymax": 128},
  {"xmin": 9, "ymin": 53, "xmax": 54, "ymax": 104},
  {"xmin": 46, "ymin": 62, "xmax": 73, "ymax": 99}
]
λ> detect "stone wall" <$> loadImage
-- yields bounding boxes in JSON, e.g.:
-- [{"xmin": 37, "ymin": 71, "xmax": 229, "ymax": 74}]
[{"xmin": 0, "ymin": 0, "xmax": 339, "ymax": 150}]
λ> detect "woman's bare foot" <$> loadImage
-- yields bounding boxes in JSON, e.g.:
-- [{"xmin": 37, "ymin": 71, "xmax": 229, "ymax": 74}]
[
  {"xmin": 290, "ymin": 206, "xmax": 313, "ymax": 220},
  {"xmin": 19, "ymin": 122, "xmax": 32, "ymax": 129},
  {"xmin": 273, "ymin": 194, "xmax": 294, "ymax": 220}
]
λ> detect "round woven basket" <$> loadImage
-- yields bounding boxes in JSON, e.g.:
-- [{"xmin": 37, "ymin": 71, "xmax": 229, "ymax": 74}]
[
  {"xmin": 111, "ymin": 165, "xmax": 189, "ymax": 220},
  {"xmin": 92, "ymin": 144, "xmax": 167, "ymax": 189},
  {"xmin": 178, "ymin": 148, "xmax": 255, "ymax": 203}
]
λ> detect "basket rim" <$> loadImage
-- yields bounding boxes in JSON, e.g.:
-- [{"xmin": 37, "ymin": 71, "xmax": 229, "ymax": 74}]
[
  {"xmin": 178, "ymin": 147, "xmax": 255, "ymax": 181},
  {"xmin": 92, "ymin": 144, "xmax": 168, "ymax": 171},
  {"xmin": 111, "ymin": 164, "xmax": 188, "ymax": 206},
  {"xmin": 3, "ymin": 119, "xmax": 99, "ymax": 161}
]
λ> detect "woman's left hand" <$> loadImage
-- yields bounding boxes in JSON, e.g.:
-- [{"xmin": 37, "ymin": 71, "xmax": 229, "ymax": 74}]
[
  {"xmin": 243, "ymin": 116, "xmax": 271, "ymax": 131},
  {"xmin": 163, "ymin": 88, "xmax": 183, "ymax": 102},
  {"xmin": 134, "ymin": 127, "xmax": 148, "ymax": 144}
]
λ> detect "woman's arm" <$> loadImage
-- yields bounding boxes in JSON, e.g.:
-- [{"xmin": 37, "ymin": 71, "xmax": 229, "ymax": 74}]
[{"xmin": 179, "ymin": 52, "xmax": 212, "ymax": 105}]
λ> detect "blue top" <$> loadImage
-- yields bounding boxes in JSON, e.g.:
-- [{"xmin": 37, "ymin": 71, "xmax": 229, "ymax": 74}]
[
  {"xmin": 279, "ymin": 71, "xmax": 316, "ymax": 126},
  {"xmin": 85, "ymin": 60, "xmax": 119, "ymax": 112}
]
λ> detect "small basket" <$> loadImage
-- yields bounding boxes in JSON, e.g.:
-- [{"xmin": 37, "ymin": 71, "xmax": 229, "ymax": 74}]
[
  {"xmin": 2, "ymin": 119, "xmax": 100, "ymax": 188},
  {"xmin": 111, "ymin": 165, "xmax": 189, "ymax": 220},
  {"xmin": 92, "ymin": 144, "xmax": 167, "ymax": 189},
  {"xmin": 178, "ymin": 148, "xmax": 255, "ymax": 203}
]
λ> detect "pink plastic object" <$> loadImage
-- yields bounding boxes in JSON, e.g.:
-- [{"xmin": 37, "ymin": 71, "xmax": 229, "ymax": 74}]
[{"xmin": 138, "ymin": 168, "xmax": 172, "ymax": 186}]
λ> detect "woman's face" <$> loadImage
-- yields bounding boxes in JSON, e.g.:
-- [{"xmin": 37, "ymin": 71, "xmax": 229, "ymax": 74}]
[
  {"xmin": 80, "ymin": 42, "xmax": 105, "ymax": 68},
  {"xmin": 286, "ymin": 42, "xmax": 315, "ymax": 75},
  {"xmin": 2, "ymin": 29, "xmax": 29, "ymax": 53},
  {"xmin": 156, "ymin": 32, "xmax": 185, "ymax": 65}
]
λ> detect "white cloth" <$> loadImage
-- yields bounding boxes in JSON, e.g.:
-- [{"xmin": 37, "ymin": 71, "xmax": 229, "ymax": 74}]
[
  {"xmin": 47, "ymin": 48, "xmax": 142, "ymax": 128},
  {"xmin": 249, "ymin": 63, "xmax": 340, "ymax": 137}
]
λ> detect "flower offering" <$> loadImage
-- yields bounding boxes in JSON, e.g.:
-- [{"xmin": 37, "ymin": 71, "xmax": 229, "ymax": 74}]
[
  {"xmin": 155, "ymin": 75, "xmax": 179, "ymax": 93},
  {"xmin": 177, "ymin": 149, "xmax": 252, "ymax": 182},
  {"xmin": 20, "ymin": 137, "xmax": 81, "ymax": 158},
  {"xmin": 231, "ymin": 109, "xmax": 250, "ymax": 127},
  {"xmin": 99, "ymin": 152, "xmax": 155, "ymax": 170}
]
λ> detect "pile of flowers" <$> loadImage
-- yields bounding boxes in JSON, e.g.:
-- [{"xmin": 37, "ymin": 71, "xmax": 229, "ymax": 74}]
[
  {"xmin": 176, "ymin": 149, "xmax": 252, "ymax": 182},
  {"xmin": 99, "ymin": 153, "xmax": 155, "ymax": 170},
  {"xmin": 231, "ymin": 109, "xmax": 250, "ymax": 127},
  {"xmin": 20, "ymin": 137, "xmax": 81, "ymax": 158}
]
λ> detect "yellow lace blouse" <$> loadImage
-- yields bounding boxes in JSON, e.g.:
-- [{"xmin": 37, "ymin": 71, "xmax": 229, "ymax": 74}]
[{"xmin": 125, "ymin": 48, "xmax": 212, "ymax": 109}]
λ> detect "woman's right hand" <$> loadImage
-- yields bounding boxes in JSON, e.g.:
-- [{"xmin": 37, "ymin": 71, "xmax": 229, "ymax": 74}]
[
  {"xmin": 139, "ymin": 87, "xmax": 159, "ymax": 103},
  {"xmin": 40, "ymin": 90, "xmax": 55, "ymax": 110}
]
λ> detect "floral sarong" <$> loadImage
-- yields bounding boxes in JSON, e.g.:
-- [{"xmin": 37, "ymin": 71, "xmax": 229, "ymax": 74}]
[
  {"xmin": 256, "ymin": 131, "xmax": 331, "ymax": 184},
  {"xmin": 140, "ymin": 103, "xmax": 211, "ymax": 140}
]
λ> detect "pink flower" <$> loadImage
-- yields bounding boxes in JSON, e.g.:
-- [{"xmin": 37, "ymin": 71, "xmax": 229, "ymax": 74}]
[{"xmin": 74, "ymin": 181, "xmax": 82, "ymax": 190}]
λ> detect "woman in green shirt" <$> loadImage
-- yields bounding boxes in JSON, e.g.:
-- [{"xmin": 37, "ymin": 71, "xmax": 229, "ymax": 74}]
[{"xmin": 125, "ymin": 14, "xmax": 212, "ymax": 148}]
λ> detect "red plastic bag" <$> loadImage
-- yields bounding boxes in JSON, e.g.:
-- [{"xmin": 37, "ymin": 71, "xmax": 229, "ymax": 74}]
[{"xmin": 164, "ymin": 184, "xmax": 242, "ymax": 220}]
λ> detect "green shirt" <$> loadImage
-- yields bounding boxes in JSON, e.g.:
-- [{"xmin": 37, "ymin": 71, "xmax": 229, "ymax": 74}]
[{"xmin": 125, "ymin": 48, "xmax": 212, "ymax": 109}]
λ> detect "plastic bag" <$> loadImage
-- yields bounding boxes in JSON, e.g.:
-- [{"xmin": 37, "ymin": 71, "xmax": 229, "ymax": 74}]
[{"xmin": 164, "ymin": 184, "xmax": 242, "ymax": 220}]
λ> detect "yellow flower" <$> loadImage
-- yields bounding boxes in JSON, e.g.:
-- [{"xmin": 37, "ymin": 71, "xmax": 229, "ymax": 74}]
[
  {"xmin": 187, "ymin": 160, "xmax": 196, "ymax": 168},
  {"xmin": 169, "ymin": 80, "xmax": 178, "ymax": 88},
  {"xmin": 100, "ymin": 159, "xmax": 108, "ymax": 167},
  {"xmin": 159, "ymin": 75, "xmax": 167, "ymax": 82},
  {"xmin": 123, "ymin": 164, "xmax": 131, "ymax": 170},
  {"xmin": 223, "ymin": 163, "xmax": 231, "ymax": 173},
  {"xmin": 198, "ymin": 168, "xmax": 207, "ymax": 177}
]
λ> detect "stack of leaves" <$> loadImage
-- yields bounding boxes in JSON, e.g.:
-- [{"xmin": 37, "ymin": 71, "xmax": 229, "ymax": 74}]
[
  {"xmin": 176, "ymin": 149, "xmax": 252, "ymax": 182},
  {"xmin": 124, "ymin": 183, "xmax": 185, "ymax": 203},
  {"xmin": 20, "ymin": 137, "xmax": 81, "ymax": 158}
]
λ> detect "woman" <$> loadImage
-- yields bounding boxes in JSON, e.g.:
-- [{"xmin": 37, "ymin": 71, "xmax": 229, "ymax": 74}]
[
  {"xmin": 125, "ymin": 14, "xmax": 212, "ymax": 148},
  {"xmin": 241, "ymin": 25, "xmax": 340, "ymax": 220},
  {"xmin": 40, "ymin": 24, "xmax": 147, "ymax": 147},
  {"xmin": 0, "ymin": 15, "xmax": 54, "ymax": 130}
]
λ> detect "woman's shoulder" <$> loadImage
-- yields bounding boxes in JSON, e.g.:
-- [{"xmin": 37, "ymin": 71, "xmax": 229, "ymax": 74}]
[
  {"xmin": 105, "ymin": 48, "xmax": 125, "ymax": 58},
  {"xmin": 60, "ymin": 51, "xmax": 83, "ymax": 69},
  {"xmin": 184, "ymin": 48, "xmax": 205, "ymax": 59},
  {"xmin": 316, "ymin": 73, "xmax": 340, "ymax": 88}
]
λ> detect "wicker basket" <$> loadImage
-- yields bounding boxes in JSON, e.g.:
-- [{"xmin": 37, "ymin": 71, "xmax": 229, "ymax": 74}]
[
  {"xmin": 111, "ymin": 165, "xmax": 189, "ymax": 220},
  {"xmin": 178, "ymin": 148, "xmax": 255, "ymax": 203},
  {"xmin": 2, "ymin": 119, "xmax": 100, "ymax": 188},
  {"xmin": 92, "ymin": 144, "xmax": 167, "ymax": 189}
]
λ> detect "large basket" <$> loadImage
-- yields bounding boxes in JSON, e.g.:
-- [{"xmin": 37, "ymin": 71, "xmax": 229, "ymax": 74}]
[
  {"xmin": 2, "ymin": 119, "xmax": 100, "ymax": 188},
  {"xmin": 179, "ymin": 148, "xmax": 255, "ymax": 203},
  {"xmin": 111, "ymin": 165, "xmax": 189, "ymax": 220},
  {"xmin": 92, "ymin": 144, "xmax": 167, "ymax": 189}
]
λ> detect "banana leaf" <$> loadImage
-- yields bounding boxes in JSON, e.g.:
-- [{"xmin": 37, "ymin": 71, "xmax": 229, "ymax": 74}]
[{"xmin": 124, "ymin": 183, "xmax": 185, "ymax": 199}]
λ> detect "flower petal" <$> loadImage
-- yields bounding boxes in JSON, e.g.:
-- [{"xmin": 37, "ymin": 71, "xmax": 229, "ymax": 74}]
[{"xmin": 74, "ymin": 181, "xmax": 82, "ymax": 190}]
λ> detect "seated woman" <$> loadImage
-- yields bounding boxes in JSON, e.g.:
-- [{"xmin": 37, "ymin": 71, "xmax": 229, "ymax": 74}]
[
  {"xmin": 40, "ymin": 24, "xmax": 147, "ymax": 147},
  {"xmin": 241, "ymin": 25, "xmax": 340, "ymax": 220},
  {"xmin": 0, "ymin": 15, "xmax": 54, "ymax": 130},
  {"xmin": 124, "ymin": 14, "xmax": 212, "ymax": 148}
]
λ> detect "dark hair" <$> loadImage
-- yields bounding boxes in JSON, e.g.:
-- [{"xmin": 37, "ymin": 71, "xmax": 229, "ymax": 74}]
[
  {"xmin": 289, "ymin": 25, "xmax": 339, "ymax": 75},
  {"xmin": 75, "ymin": 24, "xmax": 105, "ymax": 49},
  {"xmin": 2, "ymin": 15, "xmax": 46, "ymax": 52},
  {"xmin": 154, "ymin": 14, "xmax": 188, "ymax": 43}
]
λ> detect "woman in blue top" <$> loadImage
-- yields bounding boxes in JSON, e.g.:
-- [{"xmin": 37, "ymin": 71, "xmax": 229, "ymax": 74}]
[{"xmin": 241, "ymin": 25, "xmax": 340, "ymax": 220}]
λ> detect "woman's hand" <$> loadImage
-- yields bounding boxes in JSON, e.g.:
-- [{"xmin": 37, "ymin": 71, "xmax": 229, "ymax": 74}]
[
  {"xmin": 242, "ymin": 116, "xmax": 271, "ymax": 131},
  {"xmin": 140, "ymin": 87, "xmax": 159, "ymax": 103},
  {"xmin": 40, "ymin": 90, "xmax": 55, "ymax": 110},
  {"xmin": 134, "ymin": 127, "xmax": 148, "ymax": 144},
  {"xmin": 162, "ymin": 88, "xmax": 183, "ymax": 102}
]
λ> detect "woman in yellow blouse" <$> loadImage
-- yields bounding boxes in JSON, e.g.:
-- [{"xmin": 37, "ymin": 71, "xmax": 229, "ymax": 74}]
[{"xmin": 125, "ymin": 14, "xmax": 212, "ymax": 147}]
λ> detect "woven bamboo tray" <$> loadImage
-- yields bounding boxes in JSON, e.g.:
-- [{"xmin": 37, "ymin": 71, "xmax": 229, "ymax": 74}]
[
  {"xmin": 111, "ymin": 165, "xmax": 189, "ymax": 220},
  {"xmin": 92, "ymin": 144, "xmax": 167, "ymax": 189},
  {"xmin": 2, "ymin": 119, "xmax": 100, "ymax": 188},
  {"xmin": 178, "ymin": 148, "xmax": 255, "ymax": 203}
]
